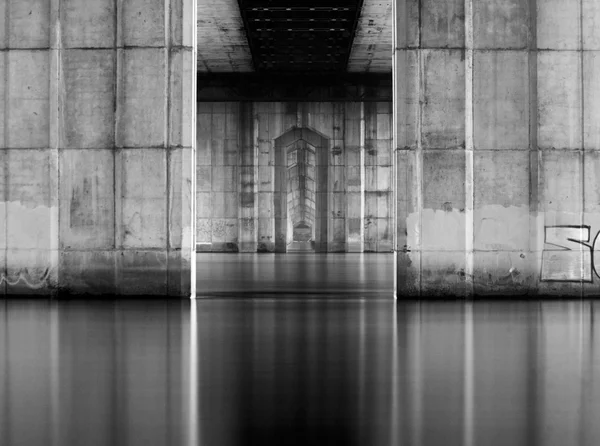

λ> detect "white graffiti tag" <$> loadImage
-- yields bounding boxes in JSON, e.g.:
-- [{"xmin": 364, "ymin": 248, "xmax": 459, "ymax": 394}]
[{"xmin": 0, "ymin": 268, "xmax": 51, "ymax": 289}]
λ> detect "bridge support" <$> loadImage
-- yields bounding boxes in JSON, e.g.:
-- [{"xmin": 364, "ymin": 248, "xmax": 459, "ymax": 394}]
[{"xmin": 1, "ymin": 0, "xmax": 196, "ymax": 296}]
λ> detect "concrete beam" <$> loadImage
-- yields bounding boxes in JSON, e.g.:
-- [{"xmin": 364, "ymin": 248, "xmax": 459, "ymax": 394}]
[
  {"xmin": 348, "ymin": 0, "xmax": 393, "ymax": 73},
  {"xmin": 197, "ymin": 0, "xmax": 253, "ymax": 72}
]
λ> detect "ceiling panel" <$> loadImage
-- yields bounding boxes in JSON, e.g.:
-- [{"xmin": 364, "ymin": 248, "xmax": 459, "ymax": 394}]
[
  {"xmin": 238, "ymin": 0, "xmax": 363, "ymax": 74},
  {"xmin": 196, "ymin": 0, "xmax": 392, "ymax": 74},
  {"xmin": 347, "ymin": 0, "xmax": 393, "ymax": 72},
  {"xmin": 197, "ymin": 0, "xmax": 254, "ymax": 72}
]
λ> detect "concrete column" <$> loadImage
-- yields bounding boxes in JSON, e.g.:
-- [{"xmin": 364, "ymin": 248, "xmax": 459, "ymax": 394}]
[
  {"xmin": 539, "ymin": 0, "xmax": 600, "ymax": 298},
  {"xmin": 256, "ymin": 103, "xmax": 275, "ymax": 253},
  {"xmin": 394, "ymin": 0, "xmax": 600, "ymax": 297},
  {"xmin": 470, "ymin": 0, "xmax": 536, "ymax": 297},
  {"xmin": 394, "ymin": 0, "xmax": 468, "ymax": 296},
  {"xmin": 364, "ymin": 100, "xmax": 393, "ymax": 252},
  {"xmin": 1, "ymin": 0, "xmax": 196, "ymax": 296},
  {"xmin": 239, "ymin": 102, "xmax": 257, "ymax": 252},
  {"xmin": 346, "ymin": 102, "xmax": 364, "ymax": 252}
]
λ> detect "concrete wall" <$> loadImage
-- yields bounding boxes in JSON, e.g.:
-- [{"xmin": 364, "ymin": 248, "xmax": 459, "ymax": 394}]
[
  {"xmin": 196, "ymin": 101, "xmax": 394, "ymax": 253},
  {"xmin": 0, "ymin": 0, "xmax": 196, "ymax": 296},
  {"xmin": 394, "ymin": 0, "xmax": 600, "ymax": 296}
]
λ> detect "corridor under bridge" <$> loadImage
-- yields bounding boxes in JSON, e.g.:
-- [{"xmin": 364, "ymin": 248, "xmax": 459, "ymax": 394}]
[{"xmin": 0, "ymin": 0, "xmax": 599, "ymax": 297}]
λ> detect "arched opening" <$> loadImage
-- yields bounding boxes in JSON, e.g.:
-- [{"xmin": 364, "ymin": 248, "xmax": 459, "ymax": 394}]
[
  {"xmin": 274, "ymin": 127, "xmax": 329, "ymax": 253},
  {"xmin": 287, "ymin": 140, "xmax": 316, "ymax": 251}
]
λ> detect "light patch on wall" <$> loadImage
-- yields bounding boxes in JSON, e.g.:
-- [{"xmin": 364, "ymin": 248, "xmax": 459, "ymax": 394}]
[
  {"xmin": 474, "ymin": 205, "xmax": 530, "ymax": 251},
  {"xmin": 1, "ymin": 201, "xmax": 58, "ymax": 290},
  {"xmin": 407, "ymin": 208, "xmax": 466, "ymax": 251}
]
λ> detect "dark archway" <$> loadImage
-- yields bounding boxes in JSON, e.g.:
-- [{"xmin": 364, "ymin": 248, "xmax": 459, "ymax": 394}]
[{"xmin": 274, "ymin": 127, "xmax": 329, "ymax": 253}]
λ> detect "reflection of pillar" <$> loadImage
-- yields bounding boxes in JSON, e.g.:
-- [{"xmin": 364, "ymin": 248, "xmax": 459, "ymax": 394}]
[
  {"xmin": 463, "ymin": 303, "xmax": 474, "ymax": 446},
  {"xmin": 50, "ymin": 304, "xmax": 60, "ymax": 446},
  {"xmin": 188, "ymin": 300, "xmax": 199, "ymax": 446}
]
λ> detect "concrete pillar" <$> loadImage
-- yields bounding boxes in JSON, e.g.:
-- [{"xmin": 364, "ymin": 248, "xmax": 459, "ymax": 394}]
[
  {"xmin": 239, "ymin": 102, "xmax": 257, "ymax": 252},
  {"xmin": 394, "ymin": 0, "xmax": 600, "ymax": 297},
  {"xmin": 345, "ymin": 102, "xmax": 364, "ymax": 252},
  {"xmin": 538, "ymin": 0, "xmax": 600, "ymax": 298},
  {"xmin": 394, "ymin": 0, "xmax": 469, "ymax": 296},
  {"xmin": 256, "ymin": 103, "xmax": 275, "ymax": 253},
  {"xmin": 1, "ymin": 0, "xmax": 196, "ymax": 296}
]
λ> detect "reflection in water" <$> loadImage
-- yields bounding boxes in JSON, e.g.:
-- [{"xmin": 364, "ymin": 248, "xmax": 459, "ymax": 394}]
[
  {"xmin": 1, "ymin": 300, "xmax": 599, "ymax": 446},
  {"xmin": 196, "ymin": 253, "xmax": 394, "ymax": 296}
]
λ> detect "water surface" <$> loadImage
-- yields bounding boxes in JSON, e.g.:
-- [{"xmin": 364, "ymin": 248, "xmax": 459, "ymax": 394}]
[{"xmin": 2, "ymin": 299, "xmax": 599, "ymax": 446}]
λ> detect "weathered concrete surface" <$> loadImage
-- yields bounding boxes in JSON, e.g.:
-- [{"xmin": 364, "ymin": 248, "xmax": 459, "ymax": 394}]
[
  {"xmin": 196, "ymin": 100, "xmax": 393, "ymax": 253},
  {"xmin": 348, "ymin": 0, "xmax": 393, "ymax": 72},
  {"xmin": 197, "ymin": 0, "xmax": 253, "ymax": 72},
  {"xmin": 394, "ymin": 0, "xmax": 600, "ymax": 297},
  {"xmin": 1, "ymin": 0, "xmax": 196, "ymax": 296}
]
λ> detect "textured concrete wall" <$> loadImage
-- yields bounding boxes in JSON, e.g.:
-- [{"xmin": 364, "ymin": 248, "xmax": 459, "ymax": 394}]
[
  {"xmin": 394, "ymin": 0, "xmax": 600, "ymax": 297},
  {"xmin": 0, "ymin": 0, "xmax": 196, "ymax": 296},
  {"xmin": 197, "ymin": 101, "xmax": 393, "ymax": 253}
]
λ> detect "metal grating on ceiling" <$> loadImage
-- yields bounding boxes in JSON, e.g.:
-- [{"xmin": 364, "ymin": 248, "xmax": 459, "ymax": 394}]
[{"xmin": 238, "ymin": 0, "xmax": 364, "ymax": 74}]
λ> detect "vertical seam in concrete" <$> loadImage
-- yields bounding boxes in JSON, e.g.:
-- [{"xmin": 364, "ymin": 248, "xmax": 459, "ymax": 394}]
[
  {"xmin": 254, "ymin": 104, "xmax": 259, "ymax": 249},
  {"xmin": 580, "ymin": 0, "xmax": 585, "ymax": 299},
  {"xmin": 414, "ymin": 0, "xmax": 424, "ymax": 296},
  {"xmin": 417, "ymin": 0, "xmax": 422, "ymax": 47},
  {"xmin": 238, "ymin": 102, "xmax": 244, "ymax": 251},
  {"xmin": 113, "ymin": 0, "xmax": 119, "ymax": 254},
  {"xmin": 360, "ymin": 100, "xmax": 365, "ymax": 253},
  {"xmin": 391, "ymin": 0, "xmax": 397, "ymax": 296},
  {"xmin": 528, "ymin": 0, "xmax": 539, "ymax": 297},
  {"xmin": 165, "ymin": 0, "xmax": 172, "ymax": 294},
  {"xmin": 116, "ymin": 0, "xmax": 123, "ymax": 48},
  {"xmin": 254, "ymin": 104, "xmax": 260, "ymax": 252},
  {"xmin": 417, "ymin": 52, "xmax": 424, "ymax": 296},
  {"xmin": 190, "ymin": 0, "xmax": 198, "ymax": 297},
  {"xmin": 49, "ymin": 0, "xmax": 61, "ymax": 295},
  {"xmin": 2, "ymin": 0, "xmax": 11, "ymax": 294},
  {"xmin": 209, "ymin": 107, "xmax": 214, "ymax": 251},
  {"xmin": 166, "ymin": 0, "xmax": 172, "ymax": 255},
  {"xmin": 114, "ymin": 0, "xmax": 122, "ymax": 293},
  {"xmin": 464, "ymin": 0, "xmax": 474, "ymax": 299}
]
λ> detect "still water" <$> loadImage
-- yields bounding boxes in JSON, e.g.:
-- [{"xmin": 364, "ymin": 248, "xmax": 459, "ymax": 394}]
[
  {"xmin": 196, "ymin": 253, "xmax": 394, "ymax": 296},
  {"xmin": 1, "ymin": 299, "xmax": 599, "ymax": 446}
]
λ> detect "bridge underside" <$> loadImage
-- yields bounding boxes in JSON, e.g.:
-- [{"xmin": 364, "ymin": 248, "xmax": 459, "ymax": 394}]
[{"xmin": 1, "ymin": 0, "xmax": 600, "ymax": 297}]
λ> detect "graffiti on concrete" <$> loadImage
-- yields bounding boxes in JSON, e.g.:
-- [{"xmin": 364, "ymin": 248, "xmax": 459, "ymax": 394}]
[
  {"xmin": 0, "ymin": 268, "xmax": 51, "ymax": 289},
  {"xmin": 541, "ymin": 226, "xmax": 597, "ymax": 282}
]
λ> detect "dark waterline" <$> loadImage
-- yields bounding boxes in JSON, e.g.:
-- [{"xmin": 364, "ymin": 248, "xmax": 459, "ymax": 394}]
[
  {"xmin": 196, "ymin": 253, "xmax": 395, "ymax": 297},
  {"xmin": 1, "ymin": 299, "xmax": 599, "ymax": 446}
]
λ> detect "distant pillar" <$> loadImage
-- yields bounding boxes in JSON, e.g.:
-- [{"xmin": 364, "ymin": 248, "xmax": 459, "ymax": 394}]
[
  {"xmin": 0, "ymin": 0, "xmax": 196, "ymax": 296},
  {"xmin": 239, "ymin": 102, "xmax": 257, "ymax": 252},
  {"xmin": 346, "ymin": 102, "xmax": 365, "ymax": 253}
]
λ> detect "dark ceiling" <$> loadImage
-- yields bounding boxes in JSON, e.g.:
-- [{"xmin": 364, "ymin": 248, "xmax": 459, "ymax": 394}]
[{"xmin": 238, "ymin": 0, "xmax": 365, "ymax": 74}]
